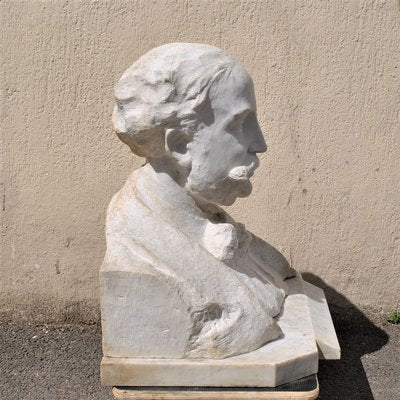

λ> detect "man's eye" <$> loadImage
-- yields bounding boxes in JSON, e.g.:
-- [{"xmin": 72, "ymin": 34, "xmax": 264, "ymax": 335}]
[{"xmin": 229, "ymin": 112, "xmax": 248, "ymax": 130}]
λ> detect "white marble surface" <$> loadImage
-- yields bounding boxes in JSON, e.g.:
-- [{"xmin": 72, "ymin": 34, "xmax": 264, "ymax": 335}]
[
  {"xmin": 101, "ymin": 276, "xmax": 339, "ymax": 387},
  {"xmin": 303, "ymin": 280, "xmax": 341, "ymax": 360}
]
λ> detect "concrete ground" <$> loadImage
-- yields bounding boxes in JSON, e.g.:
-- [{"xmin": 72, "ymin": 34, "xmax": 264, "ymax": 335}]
[{"xmin": 1, "ymin": 312, "xmax": 398, "ymax": 400}]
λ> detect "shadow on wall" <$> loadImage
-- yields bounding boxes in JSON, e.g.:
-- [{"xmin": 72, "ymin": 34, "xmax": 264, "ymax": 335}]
[{"xmin": 302, "ymin": 273, "xmax": 388, "ymax": 400}]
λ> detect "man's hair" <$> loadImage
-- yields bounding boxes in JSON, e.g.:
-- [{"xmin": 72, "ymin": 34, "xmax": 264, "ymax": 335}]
[{"xmin": 113, "ymin": 43, "xmax": 236, "ymax": 157}]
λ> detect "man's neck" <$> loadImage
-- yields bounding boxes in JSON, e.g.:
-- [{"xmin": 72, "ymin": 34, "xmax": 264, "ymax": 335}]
[
  {"xmin": 146, "ymin": 158, "xmax": 225, "ymax": 220},
  {"xmin": 148, "ymin": 157, "xmax": 189, "ymax": 188}
]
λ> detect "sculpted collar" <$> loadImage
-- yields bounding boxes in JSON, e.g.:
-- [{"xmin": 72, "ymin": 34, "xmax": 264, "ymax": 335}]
[{"xmin": 133, "ymin": 163, "xmax": 239, "ymax": 261}]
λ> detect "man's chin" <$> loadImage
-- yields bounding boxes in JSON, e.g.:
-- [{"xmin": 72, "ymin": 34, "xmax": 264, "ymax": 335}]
[
  {"xmin": 238, "ymin": 180, "xmax": 253, "ymax": 197},
  {"xmin": 220, "ymin": 181, "xmax": 253, "ymax": 206},
  {"xmin": 188, "ymin": 179, "xmax": 253, "ymax": 206},
  {"xmin": 220, "ymin": 195, "xmax": 237, "ymax": 206}
]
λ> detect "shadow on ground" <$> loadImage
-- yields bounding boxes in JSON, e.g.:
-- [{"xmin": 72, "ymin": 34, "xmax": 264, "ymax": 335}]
[{"xmin": 302, "ymin": 273, "xmax": 390, "ymax": 400}]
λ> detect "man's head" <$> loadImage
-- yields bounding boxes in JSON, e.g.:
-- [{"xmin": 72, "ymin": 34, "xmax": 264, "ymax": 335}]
[{"xmin": 113, "ymin": 43, "xmax": 267, "ymax": 206}]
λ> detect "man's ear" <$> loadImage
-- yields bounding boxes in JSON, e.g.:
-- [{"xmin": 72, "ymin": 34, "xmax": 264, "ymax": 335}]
[{"xmin": 164, "ymin": 128, "xmax": 191, "ymax": 168}]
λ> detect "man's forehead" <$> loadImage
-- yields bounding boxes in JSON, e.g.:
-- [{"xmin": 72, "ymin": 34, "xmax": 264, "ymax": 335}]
[{"xmin": 211, "ymin": 67, "xmax": 256, "ymax": 113}]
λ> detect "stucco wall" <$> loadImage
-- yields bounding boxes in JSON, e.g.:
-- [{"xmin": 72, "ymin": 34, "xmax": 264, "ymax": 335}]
[{"xmin": 1, "ymin": 0, "xmax": 399, "ymax": 323}]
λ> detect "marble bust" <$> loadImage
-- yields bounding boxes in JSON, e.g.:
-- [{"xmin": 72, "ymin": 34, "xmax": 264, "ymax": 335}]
[
  {"xmin": 101, "ymin": 43, "xmax": 296, "ymax": 360},
  {"xmin": 101, "ymin": 43, "xmax": 340, "ymax": 389}
]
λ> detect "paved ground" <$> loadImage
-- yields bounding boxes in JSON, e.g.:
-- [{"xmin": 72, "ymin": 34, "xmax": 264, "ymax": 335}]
[{"xmin": 1, "ymin": 312, "xmax": 398, "ymax": 400}]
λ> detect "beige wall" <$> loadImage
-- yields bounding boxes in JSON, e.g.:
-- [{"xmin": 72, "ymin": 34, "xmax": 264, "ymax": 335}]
[{"xmin": 1, "ymin": 0, "xmax": 399, "ymax": 323}]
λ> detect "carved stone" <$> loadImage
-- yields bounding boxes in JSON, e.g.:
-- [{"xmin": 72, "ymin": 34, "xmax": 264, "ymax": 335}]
[{"xmin": 100, "ymin": 43, "xmax": 340, "ymax": 387}]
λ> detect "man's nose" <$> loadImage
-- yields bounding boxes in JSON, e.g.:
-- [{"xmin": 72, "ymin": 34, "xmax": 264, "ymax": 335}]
[{"xmin": 248, "ymin": 117, "xmax": 267, "ymax": 153}]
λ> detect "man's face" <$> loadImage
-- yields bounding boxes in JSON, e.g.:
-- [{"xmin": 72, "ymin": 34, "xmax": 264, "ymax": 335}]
[{"xmin": 184, "ymin": 64, "xmax": 267, "ymax": 206}]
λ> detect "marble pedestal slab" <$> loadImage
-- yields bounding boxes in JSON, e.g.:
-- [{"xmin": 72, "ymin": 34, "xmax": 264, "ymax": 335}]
[
  {"xmin": 101, "ymin": 276, "xmax": 340, "ymax": 388},
  {"xmin": 112, "ymin": 374, "xmax": 319, "ymax": 399}
]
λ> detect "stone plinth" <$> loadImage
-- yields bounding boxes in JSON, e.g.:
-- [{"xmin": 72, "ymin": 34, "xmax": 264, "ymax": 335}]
[{"xmin": 101, "ymin": 276, "xmax": 340, "ymax": 388}]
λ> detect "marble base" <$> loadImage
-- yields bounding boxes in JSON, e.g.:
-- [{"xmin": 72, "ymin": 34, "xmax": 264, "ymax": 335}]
[
  {"xmin": 101, "ymin": 276, "xmax": 339, "ymax": 388},
  {"xmin": 112, "ymin": 374, "xmax": 319, "ymax": 399}
]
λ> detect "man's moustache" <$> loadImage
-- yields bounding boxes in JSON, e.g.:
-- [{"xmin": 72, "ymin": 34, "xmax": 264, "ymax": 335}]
[{"xmin": 228, "ymin": 161, "xmax": 258, "ymax": 181}]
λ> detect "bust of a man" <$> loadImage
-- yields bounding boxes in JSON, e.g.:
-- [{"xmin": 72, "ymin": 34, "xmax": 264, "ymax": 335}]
[{"xmin": 101, "ymin": 43, "xmax": 296, "ymax": 360}]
